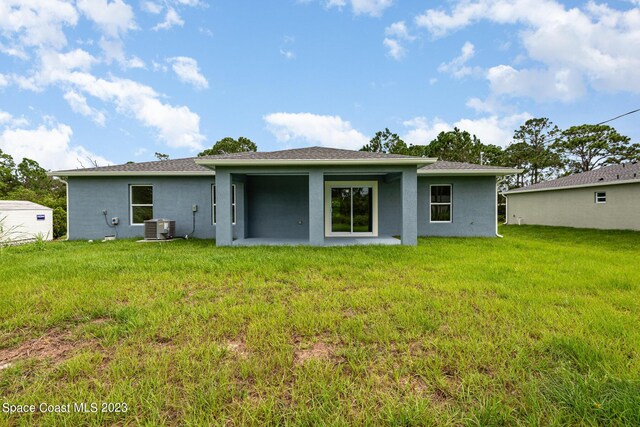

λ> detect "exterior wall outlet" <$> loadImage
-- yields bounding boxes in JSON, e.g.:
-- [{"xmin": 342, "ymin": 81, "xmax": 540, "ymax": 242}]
[
  {"xmin": 192, "ymin": 204, "xmax": 198, "ymax": 212},
  {"xmin": 111, "ymin": 217, "xmax": 119, "ymax": 225}
]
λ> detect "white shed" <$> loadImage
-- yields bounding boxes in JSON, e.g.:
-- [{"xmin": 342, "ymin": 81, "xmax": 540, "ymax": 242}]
[{"xmin": 0, "ymin": 201, "xmax": 54, "ymax": 243}]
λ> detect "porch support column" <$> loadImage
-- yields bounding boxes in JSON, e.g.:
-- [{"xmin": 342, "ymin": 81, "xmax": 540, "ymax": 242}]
[
  {"xmin": 401, "ymin": 168, "xmax": 418, "ymax": 246},
  {"xmin": 308, "ymin": 170, "xmax": 324, "ymax": 246},
  {"xmin": 216, "ymin": 169, "xmax": 233, "ymax": 247}
]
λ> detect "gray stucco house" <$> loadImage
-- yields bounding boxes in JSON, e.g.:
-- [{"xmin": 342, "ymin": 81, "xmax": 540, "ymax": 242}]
[
  {"xmin": 504, "ymin": 161, "xmax": 640, "ymax": 231},
  {"xmin": 50, "ymin": 147, "xmax": 519, "ymax": 246}
]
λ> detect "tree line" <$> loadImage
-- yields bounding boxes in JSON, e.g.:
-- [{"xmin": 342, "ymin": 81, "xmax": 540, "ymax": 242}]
[
  {"xmin": 360, "ymin": 119, "xmax": 640, "ymax": 187},
  {"xmin": 1, "ymin": 119, "xmax": 636, "ymax": 239}
]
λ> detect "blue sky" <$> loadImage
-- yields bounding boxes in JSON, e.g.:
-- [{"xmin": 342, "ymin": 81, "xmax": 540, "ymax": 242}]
[{"xmin": 0, "ymin": 0, "xmax": 639, "ymax": 170}]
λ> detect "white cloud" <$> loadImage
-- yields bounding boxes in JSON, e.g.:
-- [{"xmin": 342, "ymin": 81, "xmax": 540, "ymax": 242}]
[
  {"xmin": 438, "ymin": 41, "xmax": 481, "ymax": 78},
  {"xmin": 126, "ymin": 56, "xmax": 145, "ymax": 69},
  {"xmin": 152, "ymin": 8, "xmax": 184, "ymax": 31},
  {"xmin": 0, "ymin": 121, "xmax": 111, "ymax": 170},
  {"xmin": 68, "ymin": 75, "xmax": 205, "ymax": 149},
  {"xmin": 325, "ymin": 0, "xmax": 393, "ymax": 17},
  {"xmin": 383, "ymin": 38, "xmax": 405, "ymax": 60},
  {"xmin": 99, "ymin": 38, "xmax": 144, "ymax": 68},
  {"xmin": 0, "ymin": 74, "xmax": 8, "ymax": 87},
  {"xmin": 0, "ymin": 111, "xmax": 29, "ymax": 128},
  {"xmin": 402, "ymin": 112, "xmax": 532, "ymax": 147},
  {"xmin": 280, "ymin": 49, "xmax": 295, "ymax": 60},
  {"xmin": 152, "ymin": 60, "xmax": 168, "ymax": 72},
  {"xmin": 0, "ymin": 0, "xmax": 79, "ymax": 51},
  {"xmin": 76, "ymin": 0, "xmax": 137, "ymax": 38},
  {"xmin": 385, "ymin": 21, "xmax": 414, "ymax": 40},
  {"xmin": 402, "ymin": 117, "xmax": 452, "ymax": 146},
  {"xmin": 486, "ymin": 65, "xmax": 585, "ymax": 102},
  {"xmin": 415, "ymin": 0, "xmax": 640, "ymax": 99},
  {"xmin": 141, "ymin": 1, "xmax": 163, "ymax": 14},
  {"xmin": 167, "ymin": 56, "xmax": 208, "ymax": 89},
  {"xmin": 383, "ymin": 21, "xmax": 415, "ymax": 60},
  {"xmin": 18, "ymin": 51, "xmax": 206, "ymax": 149},
  {"xmin": 264, "ymin": 112, "xmax": 369, "ymax": 150},
  {"xmin": 63, "ymin": 91, "xmax": 106, "ymax": 126}
]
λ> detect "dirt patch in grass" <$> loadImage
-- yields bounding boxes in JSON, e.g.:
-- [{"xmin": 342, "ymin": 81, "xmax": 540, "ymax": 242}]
[
  {"xmin": 0, "ymin": 330, "xmax": 77, "ymax": 370},
  {"xmin": 294, "ymin": 341, "xmax": 334, "ymax": 365},
  {"xmin": 226, "ymin": 339, "xmax": 248, "ymax": 359},
  {"xmin": 400, "ymin": 375, "xmax": 428, "ymax": 395},
  {"xmin": 0, "ymin": 318, "xmax": 110, "ymax": 371}
]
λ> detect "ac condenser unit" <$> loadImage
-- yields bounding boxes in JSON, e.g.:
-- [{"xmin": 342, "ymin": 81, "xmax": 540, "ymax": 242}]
[{"xmin": 144, "ymin": 219, "xmax": 176, "ymax": 240}]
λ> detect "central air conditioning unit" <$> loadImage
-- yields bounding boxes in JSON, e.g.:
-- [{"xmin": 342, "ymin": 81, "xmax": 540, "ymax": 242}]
[{"xmin": 144, "ymin": 219, "xmax": 176, "ymax": 240}]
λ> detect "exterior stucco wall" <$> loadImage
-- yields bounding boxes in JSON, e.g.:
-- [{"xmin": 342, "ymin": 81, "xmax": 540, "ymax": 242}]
[
  {"xmin": 66, "ymin": 176, "xmax": 242, "ymax": 240},
  {"xmin": 506, "ymin": 183, "xmax": 640, "ymax": 230},
  {"xmin": 245, "ymin": 175, "xmax": 310, "ymax": 239},
  {"xmin": 66, "ymin": 169, "xmax": 499, "ymax": 241},
  {"xmin": 418, "ymin": 176, "xmax": 497, "ymax": 237}
]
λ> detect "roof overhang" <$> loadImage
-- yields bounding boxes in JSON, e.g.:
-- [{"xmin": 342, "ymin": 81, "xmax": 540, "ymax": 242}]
[
  {"xmin": 419, "ymin": 168, "xmax": 523, "ymax": 176},
  {"xmin": 503, "ymin": 178, "xmax": 640, "ymax": 195},
  {"xmin": 48, "ymin": 171, "xmax": 215, "ymax": 178},
  {"xmin": 194, "ymin": 158, "xmax": 438, "ymax": 169}
]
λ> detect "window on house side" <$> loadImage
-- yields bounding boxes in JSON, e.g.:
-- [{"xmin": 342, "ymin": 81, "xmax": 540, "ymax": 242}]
[
  {"xmin": 130, "ymin": 185, "xmax": 153, "ymax": 225},
  {"xmin": 430, "ymin": 185, "xmax": 452, "ymax": 223},
  {"xmin": 595, "ymin": 192, "xmax": 606, "ymax": 204},
  {"xmin": 212, "ymin": 184, "xmax": 236, "ymax": 224}
]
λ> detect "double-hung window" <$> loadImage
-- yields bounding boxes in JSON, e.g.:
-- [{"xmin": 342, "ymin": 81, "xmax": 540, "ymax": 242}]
[
  {"xmin": 212, "ymin": 184, "xmax": 236, "ymax": 224},
  {"xmin": 430, "ymin": 184, "xmax": 452, "ymax": 223},
  {"xmin": 130, "ymin": 185, "xmax": 153, "ymax": 225},
  {"xmin": 594, "ymin": 192, "xmax": 606, "ymax": 204}
]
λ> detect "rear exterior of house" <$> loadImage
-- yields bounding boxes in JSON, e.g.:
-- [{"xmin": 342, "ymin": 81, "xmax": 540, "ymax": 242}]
[
  {"xmin": 0, "ymin": 201, "xmax": 54, "ymax": 243},
  {"xmin": 505, "ymin": 162, "xmax": 640, "ymax": 231},
  {"xmin": 52, "ymin": 147, "xmax": 519, "ymax": 246}
]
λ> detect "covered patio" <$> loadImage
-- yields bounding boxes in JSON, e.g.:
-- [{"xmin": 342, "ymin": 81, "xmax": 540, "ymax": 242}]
[{"xmin": 194, "ymin": 147, "xmax": 436, "ymax": 247}]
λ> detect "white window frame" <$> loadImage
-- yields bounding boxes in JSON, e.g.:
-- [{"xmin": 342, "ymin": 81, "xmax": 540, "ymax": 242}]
[
  {"xmin": 130, "ymin": 184, "xmax": 153, "ymax": 226},
  {"xmin": 212, "ymin": 184, "xmax": 236, "ymax": 225},
  {"xmin": 594, "ymin": 191, "xmax": 606, "ymax": 204},
  {"xmin": 429, "ymin": 184, "xmax": 452, "ymax": 223},
  {"xmin": 324, "ymin": 181, "xmax": 378, "ymax": 237}
]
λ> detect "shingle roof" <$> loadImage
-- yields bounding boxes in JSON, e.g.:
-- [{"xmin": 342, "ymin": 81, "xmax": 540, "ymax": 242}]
[
  {"xmin": 507, "ymin": 162, "xmax": 640, "ymax": 193},
  {"xmin": 53, "ymin": 156, "xmax": 210, "ymax": 174},
  {"xmin": 419, "ymin": 160, "xmax": 517, "ymax": 171},
  {"xmin": 51, "ymin": 147, "xmax": 428, "ymax": 175},
  {"xmin": 50, "ymin": 147, "xmax": 519, "ymax": 176},
  {"xmin": 0, "ymin": 201, "xmax": 52, "ymax": 210},
  {"xmin": 199, "ymin": 146, "xmax": 418, "ymax": 160}
]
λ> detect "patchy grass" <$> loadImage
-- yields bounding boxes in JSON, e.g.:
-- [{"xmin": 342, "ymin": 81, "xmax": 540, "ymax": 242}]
[{"xmin": 0, "ymin": 225, "xmax": 639, "ymax": 425}]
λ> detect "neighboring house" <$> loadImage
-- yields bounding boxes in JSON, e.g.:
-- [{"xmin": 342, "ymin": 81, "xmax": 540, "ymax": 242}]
[
  {"xmin": 504, "ymin": 162, "xmax": 640, "ymax": 231},
  {"xmin": 0, "ymin": 201, "xmax": 54, "ymax": 243},
  {"xmin": 50, "ymin": 147, "xmax": 519, "ymax": 246}
]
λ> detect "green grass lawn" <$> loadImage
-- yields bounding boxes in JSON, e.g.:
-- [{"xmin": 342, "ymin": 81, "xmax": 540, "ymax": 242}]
[{"xmin": 0, "ymin": 226, "xmax": 639, "ymax": 426}]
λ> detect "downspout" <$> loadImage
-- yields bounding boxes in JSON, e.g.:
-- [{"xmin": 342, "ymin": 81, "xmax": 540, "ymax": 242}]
[
  {"xmin": 60, "ymin": 178, "xmax": 69, "ymax": 241},
  {"xmin": 495, "ymin": 176, "xmax": 504, "ymax": 238},
  {"xmin": 504, "ymin": 191, "xmax": 509, "ymax": 225}
]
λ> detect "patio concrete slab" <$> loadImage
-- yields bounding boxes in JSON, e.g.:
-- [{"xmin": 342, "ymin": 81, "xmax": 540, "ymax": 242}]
[{"xmin": 232, "ymin": 236, "xmax": 401, "ymax": 246}]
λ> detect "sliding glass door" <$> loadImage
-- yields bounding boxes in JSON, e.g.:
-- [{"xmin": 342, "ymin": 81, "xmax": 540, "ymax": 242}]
[{"xmin": 326, "ymin": 181, "xmax": 378, "ymax": 236}]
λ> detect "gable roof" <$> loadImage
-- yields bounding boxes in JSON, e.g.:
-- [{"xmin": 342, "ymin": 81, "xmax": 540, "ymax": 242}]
[
  {"xmin": 194, "ymin": 146, "xmax": 436, "ymax": 168},
  {"xmin": 48, "ymin": 147, "xmax": 519, "ymax": 177},
  {"xmin": 200, "ymin": 146, "xmax": 418, "ymax": 160},
  {"xmin": 505, "ymin": 162, "xmax": 640, "ymax": 194},
  {"xmin": 0, "ymin": 200, "xmax": 52, "ymax": 211}
]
